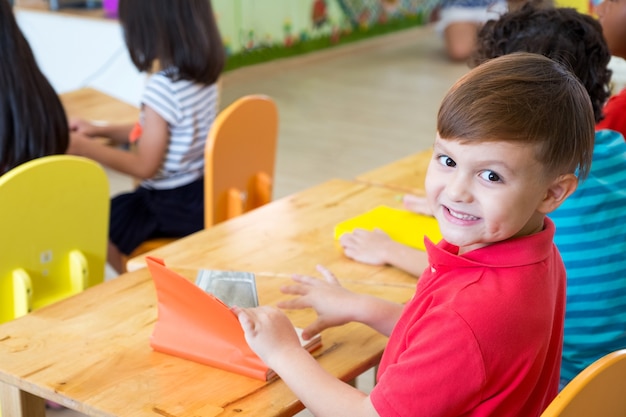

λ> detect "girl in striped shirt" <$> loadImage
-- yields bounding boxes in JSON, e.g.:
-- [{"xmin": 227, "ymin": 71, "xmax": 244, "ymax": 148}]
[{"xmin": 68, "ymin": 0, "xmax": 224, "ymax": 273}]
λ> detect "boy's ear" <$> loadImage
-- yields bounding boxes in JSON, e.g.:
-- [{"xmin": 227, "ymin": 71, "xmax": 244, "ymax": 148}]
[{"xmin": 537, "ymin": 173, "xmax": 578, "ymax": 214}]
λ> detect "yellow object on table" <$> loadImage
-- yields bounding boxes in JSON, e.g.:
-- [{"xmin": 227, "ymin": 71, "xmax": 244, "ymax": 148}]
[{"xmin": 334, "ymin": 205, "xmax": 442, "ymax": 251}]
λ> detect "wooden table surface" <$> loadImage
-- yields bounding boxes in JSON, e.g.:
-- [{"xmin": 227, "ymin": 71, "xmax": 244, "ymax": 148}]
[
  {"xmin": 0, "ymin": 178, "xmax": 426, "ymax": 417},
  {"xmin": 59, "ymin": 87, "xmax": 139, "ymax": 125},
  {"xmin": 0, "ymin": 266, "xmax": 414, "ymax": 417},
  {"xmin": 355, "ymin": 148, "xmax": 433, "ymax": 195},
  {"xmin": 127, "ymin": 178, "xmax": 427, "ymax": 287}
]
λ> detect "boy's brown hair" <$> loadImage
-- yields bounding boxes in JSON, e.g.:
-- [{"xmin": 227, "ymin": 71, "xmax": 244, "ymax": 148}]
[{"xmin": 437, "ymin": 52, "xmax": 594, "ymax": 179}]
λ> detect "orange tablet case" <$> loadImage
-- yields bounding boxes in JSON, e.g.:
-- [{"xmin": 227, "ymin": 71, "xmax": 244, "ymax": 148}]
[{"xmin": 146, "ymin": 256, "xmax": 271, "ymax": 380}]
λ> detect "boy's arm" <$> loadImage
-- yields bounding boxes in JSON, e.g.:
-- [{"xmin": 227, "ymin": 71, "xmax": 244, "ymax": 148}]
[
  {"xmin": 234, "ymin": 305, "xmax": 380, "ymax": 417},
  {"xmin": 340, "ymin": 229, "xmax": 427, "ymax": 277}
]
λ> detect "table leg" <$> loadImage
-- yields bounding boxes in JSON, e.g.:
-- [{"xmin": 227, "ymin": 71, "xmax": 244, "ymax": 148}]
[{"xmin": 0, "ymin": 382, "xmax": 45, "ymax": 417}]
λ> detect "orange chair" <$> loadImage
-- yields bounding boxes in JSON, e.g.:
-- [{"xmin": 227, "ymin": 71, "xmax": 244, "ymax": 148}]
[
  {"xmin": 204, "ymin": 94, "xmax": 278, "ymax": 227},
  {"xmin": 540, "ymin": 349, "xmax": 626, "ymax": 417},
  {"xmin": 124, "ymin": 95, "xmax": 278, "ymax": 269}
]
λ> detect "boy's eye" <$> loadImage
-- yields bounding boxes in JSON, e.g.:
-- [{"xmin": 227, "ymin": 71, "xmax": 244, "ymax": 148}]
[
  {"xmin": 437, "ymin": 155, "xmax": 456, "ymax": 167},
  {"xmin": 479, "ymin": 170, "xmax": 501, "ymax": 182}
]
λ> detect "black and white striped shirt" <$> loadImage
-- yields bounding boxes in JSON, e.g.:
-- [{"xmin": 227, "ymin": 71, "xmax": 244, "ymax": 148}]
[{"xmin": 140, "ymin": 71, "xmax": 219, "ymax": 190}]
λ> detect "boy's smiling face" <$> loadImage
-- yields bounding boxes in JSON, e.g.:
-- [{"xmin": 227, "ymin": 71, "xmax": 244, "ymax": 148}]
[{"xmin": 425, "ymin": 135, "xmax": 567, "ymax": 254}]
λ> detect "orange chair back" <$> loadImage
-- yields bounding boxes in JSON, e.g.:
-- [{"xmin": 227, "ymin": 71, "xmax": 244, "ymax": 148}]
[
  {"xmin": 204, "ymin": 95, "xmax": 278, "ymax": 227},
  {"xmin": 540, "ymin": 349, "xmax": 626, "ymax": 417}
]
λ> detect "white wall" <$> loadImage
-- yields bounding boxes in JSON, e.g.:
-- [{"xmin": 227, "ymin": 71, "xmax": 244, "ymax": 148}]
[{"xmin": 15, "ymin": 9, "xmax": 146, "ymax": 106}]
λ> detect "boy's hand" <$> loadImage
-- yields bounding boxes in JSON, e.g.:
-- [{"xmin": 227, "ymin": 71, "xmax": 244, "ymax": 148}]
[
  {"xmin": 340, "ymin": 228, "xmax": 394, "ymax": 265},
  {"xmin": 233, "ymin": 305, "xmax": 302, "ymax": 367},
  {"xmin": 402, "ymin": 194, "xmax": 432, "ymax": 215},
  {"xmin": 278, "ymin": 265, "xmax": 357, "ymax": 339}
]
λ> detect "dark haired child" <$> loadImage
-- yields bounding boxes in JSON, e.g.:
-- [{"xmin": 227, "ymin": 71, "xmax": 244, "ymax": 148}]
[
  {"xmin": 68, "ymin": 0, "xmax": 225, "ymax": 273},
  {"xmin": 0, "ymin": 0, "xmax": 68, "ymax": 175}
]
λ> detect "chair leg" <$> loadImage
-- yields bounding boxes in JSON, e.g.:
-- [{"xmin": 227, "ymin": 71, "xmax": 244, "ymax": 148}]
[
  {"xmin": 225, "ymin": 188, "xmax": 245, "ymax": 220},
  {"xmin": 248, "ymin": 172, "xmax": 272, "ymax": 209}
]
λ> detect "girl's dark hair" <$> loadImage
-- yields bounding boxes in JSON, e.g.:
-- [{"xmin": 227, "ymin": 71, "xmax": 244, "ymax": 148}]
[
  {"xmin": 118, "ymin": 0, "xmax": 225, "ymax": 85},
  {"xmin": 439, "ymin": 53, "xmax": 595, "ymax": 180},
  {"xmin": 0, "ymin": 0, "xmax": 69, "ymax": 175},
  {"xmin": 470, "ymin": 3, "xmax": 612, "ymax": 123}
]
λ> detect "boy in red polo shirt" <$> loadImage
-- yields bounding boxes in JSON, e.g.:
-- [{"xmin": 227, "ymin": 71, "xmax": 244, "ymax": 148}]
[{"xmin": 233, "ymin": 52, "xmax": 594, "ymax": 417}]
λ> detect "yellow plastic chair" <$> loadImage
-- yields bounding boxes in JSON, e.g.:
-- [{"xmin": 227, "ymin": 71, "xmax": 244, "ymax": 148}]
[
  {"xmin": 0, "ymin": 155, "xmax": 109, "ymax": 324},
  {"xmin": 204, "ymin": 94, "xmax": 278, "ymax": 227},
  {"xmin": 124, "ymin": 95, "xmax": 278, "ymax": 269},
  {"xmin": 540, "ymin": 349, "xmax": 626, "ymax": 417}
]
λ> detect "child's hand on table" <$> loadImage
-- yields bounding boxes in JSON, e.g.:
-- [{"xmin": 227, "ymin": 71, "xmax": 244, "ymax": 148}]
[
  {"xmin": 278, "ymin": 265, "xmax": 358, "ymax": 340},
  {"xmin": 340, "ymin": 228, "xmax": 395, "ymax": 265},
  {"xmin": 338, "ymin": 194, "xmax": 433, "ymax": 266},
  {"xmin": 233, "ymin": 305, "xmax": 302, "ymax": 368}
]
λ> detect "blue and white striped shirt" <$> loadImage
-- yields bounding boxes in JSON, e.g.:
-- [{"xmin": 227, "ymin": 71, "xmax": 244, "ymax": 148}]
[
  {"xmin": 140, "ymin": 71, "xmax": 219, "ymax": 190},
  {"xmin": 549, "ymin": 129, "xmax": 626, "ymax": 384}
]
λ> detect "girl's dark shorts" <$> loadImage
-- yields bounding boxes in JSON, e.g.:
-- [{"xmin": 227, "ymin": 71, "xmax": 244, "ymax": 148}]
[{"xmin": 109, "ymin": 177, "xmax": 204, "ymax": 255}]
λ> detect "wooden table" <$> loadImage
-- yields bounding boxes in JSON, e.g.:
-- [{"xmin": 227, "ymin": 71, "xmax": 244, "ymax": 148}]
[
  {"xmin": 59, "ymin": 87, "xmax": 139, "ymax": 125},
  {"xmin": 355, "ymin": 148, "xmax": 433, "ymax": 195},
  {"xmin": 126, "ymin": 178, "xmax": 427, "ymax": 287},
  {"xmin": 0, "ymin": 265, "xmax": 414, "ymax": 417},
  {"xmin": 0, "ymin": 177, "xmax": 426, "ymax": 416}
]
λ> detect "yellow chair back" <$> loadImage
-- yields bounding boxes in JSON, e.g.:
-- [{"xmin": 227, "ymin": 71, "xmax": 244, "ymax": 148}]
[
  {"xmin": 541, "ymin": 349, "xmax": 626, "ymax": 416},
  {"xmin": 0, "ymin": 155, "xmax": 109, "ymax": 323}
]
